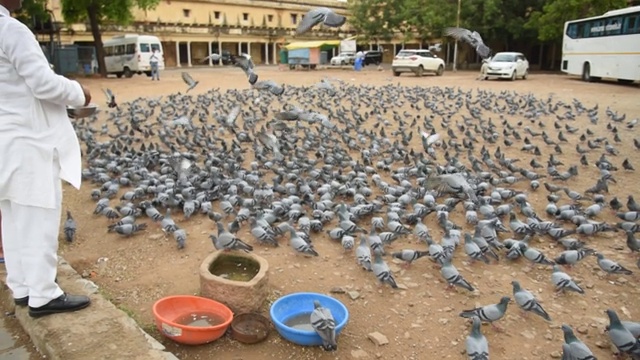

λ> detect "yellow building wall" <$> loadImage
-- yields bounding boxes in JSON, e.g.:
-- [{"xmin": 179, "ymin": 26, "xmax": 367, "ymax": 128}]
[{"xmin": 44, "ymin": 0, "xmax": 426, "ymax": 67}]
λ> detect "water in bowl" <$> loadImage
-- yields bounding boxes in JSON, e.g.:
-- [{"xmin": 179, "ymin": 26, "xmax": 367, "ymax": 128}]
[
  {"xmin": 209, "ymin": 254, "xmax": 260, "ymax": 282},
  {"xmin": 174, "ymin": 311, "xmax": 225, "ymax": 327},
  {"xmin": 285, "ymin": 312, "xmax": 314, "ymax": 332}
]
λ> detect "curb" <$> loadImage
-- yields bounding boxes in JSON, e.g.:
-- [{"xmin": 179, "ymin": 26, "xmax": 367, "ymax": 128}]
[{"xmin": 2, "ymin": 257, "xmax": 178, "ymax": 360}]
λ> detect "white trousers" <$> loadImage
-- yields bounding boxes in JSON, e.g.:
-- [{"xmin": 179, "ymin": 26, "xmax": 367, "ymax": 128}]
[{"xmin": 0, "ymin": 153, "xmax": 64, "ymax": 307}]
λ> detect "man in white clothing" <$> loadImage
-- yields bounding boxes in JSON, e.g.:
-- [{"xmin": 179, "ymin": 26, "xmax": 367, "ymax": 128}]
[
  {"xmin": 0, "ymin": 0, "xmax": 92, "ymax": 317},
  {"xmin": 149, "ymin": 48, "xmax": 160, "ymax": 81}
]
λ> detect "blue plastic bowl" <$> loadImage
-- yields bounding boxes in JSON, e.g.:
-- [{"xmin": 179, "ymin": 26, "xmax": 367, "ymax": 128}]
[{"xmin": 269, "ymin": 292, "xmax": 349, "ymax": 347}]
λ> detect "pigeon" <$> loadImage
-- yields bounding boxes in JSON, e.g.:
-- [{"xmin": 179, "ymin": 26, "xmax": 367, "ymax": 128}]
[
  {"xmin": 551, "ymin": 265, "xmax": 584, "ymax": 294},
  {"xmin": 607, "ymin": 320, "xmax": 640, "ymax": 339},
  {"xmin": 371, "ymin": 253, "xmax": 398, "ymax": 288},
  {"xmin": 443, "ymin": 27, "xmax": 492, "ymax": 59},
  {"xmin": 232, "ymin": 54, "xmax": 258, "ymax": 85},
  {"xmin": 102, "ymin": 88, "xmax": 117, "ymax": 108},
  {"xmin": 441, "ymin": 260, "xmax": 474, "ymax": 291},
  {"xmin": 596, "ymin": 253, "xmax": 633, "ymax": 275},
  {"xmin": 605, "ymin": 309, "xmax": 640, "ymax": 358},
  {"xmin": 460, "ymin": 296, "xmax": 510, "ymax": 324},
  {"xmin": 310, "ymin": 300, "xmax": 337, "ymax": 351},
  {"xmin": 356, "ymin": 235, "xmax": 372, "ymax": 271},
  {"xmin": 211, "ymin": 222, "xmax": 253, "ymax": 252},
  {"xmin": 296, "ymin": 7, "xmax": 346, "ymax": 35},
  {"xmin": 63, "ymin": 210, "xmax": 77, "ymax": 242},
  {"xmin": 466, "ymin": 317, "xmax": 489, "ymax": 360},
  {"xmin": 201, "ymin": 53, "xmax": 221, "ymax": 63},
  {"xmin": 114, "ymin": 223, "xmax": 147, "ymax": 237},
  {"xmin": 252, "ymin": 80, "xmax": 285, "ymax": 96},
  {"xmin": 554, "ymin": 249, "xmax": 595, "ymax": 268},
  {"xmin": 391, "ymin": 249, "xmax": 429, "ymax": 267},
  {"xmin": 180, "ymin": 72, "xmax": 199, "ymax": 92},
  {"xmin": 511, "ymin": 280, "xmax": 551, "ymax": 321},
  {"xmin": 561, "ymin": 324, "xmax": 596, "ymax": 360}
]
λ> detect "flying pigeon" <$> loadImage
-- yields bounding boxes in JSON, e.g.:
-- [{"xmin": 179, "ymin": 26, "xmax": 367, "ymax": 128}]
[
  {"xmin": 201, "ymin": 53, "xmax": 221, "ymax": 63},
  {"xmin": 443, "ymin": 27, "xmax": 492, "ymax": 59},
  {"xmin": 181, "ymin": 72, "xmax": 199, "ymax": 92},
  {"xmin": 296, "ymin": 7, "xmax": 346, "ymax": 35},
  {"xmin": 232, "ymin": 54, "xmax": 258, "ymax": 85},
  {"xmin": 102, "ymin": 88, "xmax": 117, "ymax": 108}
]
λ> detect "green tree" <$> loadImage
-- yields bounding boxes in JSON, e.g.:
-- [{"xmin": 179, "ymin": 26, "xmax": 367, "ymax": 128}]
[
  {"xmin": 13, "ymin": 0, "xmax": 49, "ymax": 29},
  {"xmin": 403, "ymin": 0, "xmax": 457, "ymax": 42},
  {"xmin": 61, "ymin": 0, "xmax": 160, "ymax": 77},
  {"xmin": 347, "ymin": 0, "xmax": 398, "ymax": 44},
  {"xmin": 527, "ymin": 0, "xmax": 627, "ymax": 42}
]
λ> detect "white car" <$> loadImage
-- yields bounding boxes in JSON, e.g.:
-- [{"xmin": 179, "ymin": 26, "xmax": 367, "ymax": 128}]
[
  {"xmin": 330, "ymin": 52, "xmax": 355, "ymax": 66},
  {"xmin": 483, "ymin": 52, "xmax": 529, "ymax": 80},
  {"xmin": 392, "ymin": 49, "xmax": 445, "ymax": 77}
]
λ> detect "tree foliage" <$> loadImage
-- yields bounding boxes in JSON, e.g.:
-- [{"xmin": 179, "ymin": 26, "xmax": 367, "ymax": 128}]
[
  {"xmin": 348, "ymin": 0, "xmax": 631, "ymax": 47},
  {"xmin": 61, "ymin": 0, "xmax": 159, "ymax": 77},
  {"xmin": 13, "ymin": 0, "xmax": 49, "ymax": 29},
  {"xmin": 526, "ymin": 0, "xmax": 628, "ymax": 42}
]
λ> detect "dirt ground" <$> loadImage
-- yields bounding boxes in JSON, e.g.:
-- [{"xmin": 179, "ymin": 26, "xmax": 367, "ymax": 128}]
[{"xmin": 60, "ymin": 65, "xmax": 639, "ymax": 360}]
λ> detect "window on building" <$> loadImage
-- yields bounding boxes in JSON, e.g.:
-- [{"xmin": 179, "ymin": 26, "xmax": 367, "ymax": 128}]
[
  {"xmin": 183, "ymin": 9, "xmax": 191, "ymax": 17},
  {"xmin": 214, "ymin": 11, "xmax": 221, "ymax": 20},
  {"xmin": 267, "ymin": 14, "xmax": 273, "ymax": 22},
  {"xmin": 242, "ymin": 13, "xmax": 249, "ymax": 21},
  {"xmin": 291, "ymin": 14, "xmax": 297, "ymax": 24}
]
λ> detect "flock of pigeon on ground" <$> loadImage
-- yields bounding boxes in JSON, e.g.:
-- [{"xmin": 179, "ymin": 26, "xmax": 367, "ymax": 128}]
[{"xmin": 68, "ymin": 7, "xmax": 640, "ymax": 359}]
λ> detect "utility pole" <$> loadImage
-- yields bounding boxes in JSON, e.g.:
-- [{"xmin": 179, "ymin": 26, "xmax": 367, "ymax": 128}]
[{"xmin": 452, "ymin": 0, "xmax": 461, "ymax": 72}]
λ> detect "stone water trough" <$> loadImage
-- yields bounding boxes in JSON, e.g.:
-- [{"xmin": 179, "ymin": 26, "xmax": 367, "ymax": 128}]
[{"xmin": 199, "ymin": 250, "xmax": 269, "ymax": 314}]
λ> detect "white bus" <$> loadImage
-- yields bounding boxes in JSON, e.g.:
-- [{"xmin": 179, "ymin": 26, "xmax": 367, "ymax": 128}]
[
  {"xmin": 103, "ymin": 34, "xmax": 165, "ymax": 78},
  {"xmin": 561, "ymin": 5, "xmax": 640, "ymax": 83}
]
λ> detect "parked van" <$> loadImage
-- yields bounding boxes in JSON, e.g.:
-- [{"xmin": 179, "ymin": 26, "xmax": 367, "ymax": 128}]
[{"xmin": 103, "ymin": 34, "xmax": 164, "ymax": 78}]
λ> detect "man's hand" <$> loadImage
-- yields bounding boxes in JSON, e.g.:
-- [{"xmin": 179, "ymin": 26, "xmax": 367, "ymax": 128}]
[{"xmin": 81, "ymin": 84, "xmax": 91, "ymax": 106}]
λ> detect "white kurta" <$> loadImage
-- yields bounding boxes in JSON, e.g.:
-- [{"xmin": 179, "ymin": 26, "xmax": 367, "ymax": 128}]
[{"xmin": 0, "ymin": 5, "xmax": 85, "ymax": 209}]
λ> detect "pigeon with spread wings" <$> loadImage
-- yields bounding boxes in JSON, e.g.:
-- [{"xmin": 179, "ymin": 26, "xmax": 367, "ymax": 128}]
[
  {"xmin": 201, "ymin": 53, "xmax": 221, "ymax": 63},
  {"xmin": 181, "ymin": 72, "xmax": 199, "ymax": 92},
  {"xmin": 296, "ymin": 7, "xmax": 346, "ymax": 35},
  {"xmin": 443, "ymin": 27, "xmax": 492, "ymax": 59},
  {"xmin": 102, "ymin": 88, "xmax": 117, "ymax": 109},
  {"xmin": 232, "ymin": 54, "xmax": 258, "ymax": 85}
]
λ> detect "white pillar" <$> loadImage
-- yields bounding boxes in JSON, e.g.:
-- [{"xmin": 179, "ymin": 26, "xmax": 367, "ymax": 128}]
[
  {"xmin": 265, "ymin": 42, "xmax": 269, "ymax": 65},
  {"xmin": 248, "ymin": 42, "xmax": 252, "ymax": 58},
  {"xmin": 369, "ymin": 44, "xmax": 373, "ymax": 50},
  {"xmin": 208, "ymin": 42, "xmax": 213, "ymax": 66},
  {"xmin": 176, "ymin": 41, "xmax": 181, "ymax": 67},
  {"xmin": 238, "ymin": 42, "xmax": 242, "ymax": 55},
  {"xmin": 218, "ymin": 40, "xmax": 223, "ymax": 65},
  {"xmin": 187, "ymin": 41, "xmax": 192, "ymax": 67},
  {"xmin": 419, "ymin": 42, "xmax": 422, "ymax": 49},
  {"xmin": 272, "ymin": 42, "xmax": 277, "ymax": 65}
]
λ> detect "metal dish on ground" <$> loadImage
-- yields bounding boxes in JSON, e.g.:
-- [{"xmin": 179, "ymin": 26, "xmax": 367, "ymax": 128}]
[{"xmin": 230, "ymin": 313, "xmax": 271, "ymax": 344}]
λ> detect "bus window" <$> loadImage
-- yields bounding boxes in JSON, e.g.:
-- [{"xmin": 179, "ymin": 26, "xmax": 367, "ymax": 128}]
[
  {"xmin": 624, "ymin": 15, "xmax": 638, "ymax": 34},
  {"xmin": 567, "ymin": 24, "xmax": 578, "ymax": 38},
  {"xmin": 588, "ymin": 20, "xmax": 605, "ymax": 37},
  {"xmin": 151, "ymin": 43, "xmax": 161, "ymax": 52},
  {"xmin": 125, "ymin": 44, "xmax": 135, "ymax": 55},
  {"xmin": 104, "ymin": 46, "xmax": 113, "ymax": 56},
  {"xmin": 140, "ymin": 43, "xmax": 150, "ymax": 52},
  {"xmin": 605, "ymin": 17, "xmax": 622, "ymax": 35},
  {"xmin": 115, "ymin": 45, "xmax": 125, "ymax": 55}
]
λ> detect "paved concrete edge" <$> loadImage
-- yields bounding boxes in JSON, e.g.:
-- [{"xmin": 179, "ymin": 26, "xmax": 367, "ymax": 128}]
[{"xmin": 2, "ymin": 257, "xmax": 178, "ymax": 360}]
